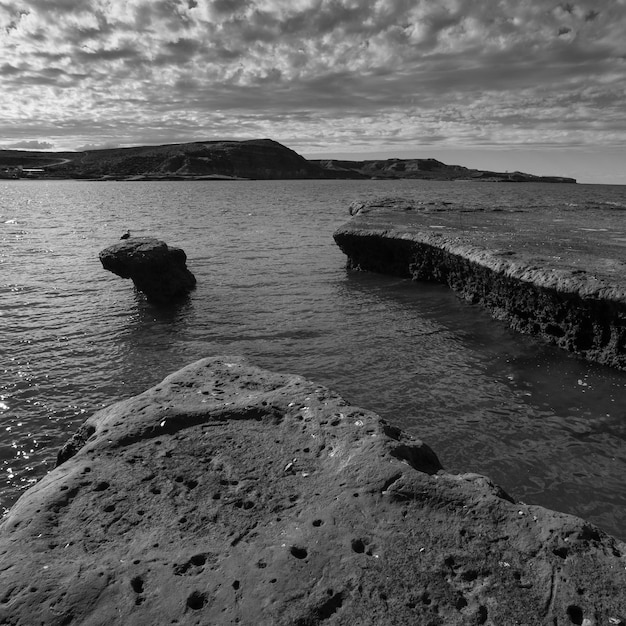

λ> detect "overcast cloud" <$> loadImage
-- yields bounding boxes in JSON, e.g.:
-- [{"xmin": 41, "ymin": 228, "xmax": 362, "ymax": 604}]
[{"xmin": 1, "ymin": 0, "xmax": 625, "ymax": 179}]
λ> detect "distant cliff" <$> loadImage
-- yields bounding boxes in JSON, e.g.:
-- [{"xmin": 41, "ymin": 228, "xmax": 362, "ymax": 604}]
[
  {"xmin": 0, "ymin": 139, "xmax": 576, "ymax": 182},
  {"xmin": 0, "ymin": 139, "xmax": 332, "ymax": 181},
  {"xmin": 311, "ymin": 158, "xmax": 577, "ymax": 183}
]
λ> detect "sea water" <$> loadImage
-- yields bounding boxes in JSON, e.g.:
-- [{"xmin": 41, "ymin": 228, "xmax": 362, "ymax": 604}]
[{"xmin": 1, "ymin": 179, "xmax": 626, "ymax": 539}]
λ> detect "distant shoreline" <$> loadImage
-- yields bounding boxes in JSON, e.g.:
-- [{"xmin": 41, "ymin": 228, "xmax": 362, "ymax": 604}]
[{"xmin": 0, "ymin": 138, "xmax": 577, "ymax": 184}]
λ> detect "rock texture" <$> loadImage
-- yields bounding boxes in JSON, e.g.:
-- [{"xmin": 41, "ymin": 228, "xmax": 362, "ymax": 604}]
[
  {"xmin": 1, "ymin": 357, "xmax": 625, "ymax": 625},
  {"xmin": 99, "ymin": 237, "xmax": 196, "ymax": 304},
  {"xmin": 334, "ymin": 197, "xmax": 626, "ymax": 370}
]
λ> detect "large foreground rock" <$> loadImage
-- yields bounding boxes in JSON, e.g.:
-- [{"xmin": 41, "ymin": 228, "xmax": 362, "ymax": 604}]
[
  {"xmin": 99, "ymin": 237, "xmax": 196, "ymax": 304},
  {"xmin": 334, "ymin": 197, "xmax": 626, "ymax": 369},
  {"xmin": 1, "ymin": 357, "xmax": 625, "ymax": 625}
]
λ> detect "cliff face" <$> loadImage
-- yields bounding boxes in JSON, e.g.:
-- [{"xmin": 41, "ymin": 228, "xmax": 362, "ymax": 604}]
[
  {"xmin": 334, "ymin": 197, "xmax": 626, "ymax": 369},
  {"xmin": 1, "ymin": 357, "xmax": 625, "ymax": 625}
]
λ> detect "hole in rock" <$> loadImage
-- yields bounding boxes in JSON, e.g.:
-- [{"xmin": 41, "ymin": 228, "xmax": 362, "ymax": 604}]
[
  {"xmin": 130, "ymin": 577, "xmax": 144, "ymax": 594},
  {"xmin": 93, "ymin": 481, "xmax": 110, "ymax": 492},
  {"xmin": 312, "ymin": 519, "xmax": 323, "ymax": 527},
  {"xmin": 351, "ymin": 539, "xmax": 366, "ymax": 554},
  {"xmin": 461, "ymin": 569, "xmax": 479, "ymax": 582},
  {"xmin": 566, "ymin": 605, "xmax": 583, "ymax": 625},
  {"xmin": 103, "ymin": 504, "xmax": 115, "ymax": 513},
  {"xmin": 232, "ymin": 580, "xmax": 240, "ymax": 590},
  {"xmin": 317, "ymin": 592, "xmax": 344, "ymax": 619},
  {"xmin": 190, "ymin": 554, "xmax": 206, "ymax": 566},
  {"xmin": 290, "ymin": 546, "xmax": 308, "ymax": 560},
  {"xmin": 186, "ymin": 591, "xmax": 207, "ymax": 611},
  {"xmin": 456, "ymin": 596, "xmax": 468, "ymax": 610}
]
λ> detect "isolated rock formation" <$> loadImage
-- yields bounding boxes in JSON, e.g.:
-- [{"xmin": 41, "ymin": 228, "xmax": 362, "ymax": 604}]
[
  {"xmin": 0, "ymin": 357, "xmax": 625, "ymax": 625},
  {"xmin": 335, "ymin": 197, "xmax": 626, "ymax": 370},
  {"xmin": 99, "ymin": 237, "xmax": 196, "ymax": 304}
]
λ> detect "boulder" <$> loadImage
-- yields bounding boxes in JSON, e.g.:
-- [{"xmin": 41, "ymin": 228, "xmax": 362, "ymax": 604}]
[
  {"xmin": 99, "ymin": 237, "xmax": 196, "ymax": 304},
  {"xmin": 1, "ymin": 357, "xmax": 625, "ymax": 625}
]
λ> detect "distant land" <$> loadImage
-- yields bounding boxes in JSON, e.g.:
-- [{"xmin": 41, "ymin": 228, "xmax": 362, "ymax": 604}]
[{"xmin": 0, "ymin": 139, "xmax": 576, "ymax": 183}]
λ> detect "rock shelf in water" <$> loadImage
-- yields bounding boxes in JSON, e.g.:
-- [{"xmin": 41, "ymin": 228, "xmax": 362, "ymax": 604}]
[
  {"xmin": 334, "ymin": 197, "xmax": 626, "ymax": 370},
  {"xmin": 1, "ymin": 357, "xmax": 625, "ymax": 624},
  {"xmin": 99, "ymin": 237, "xmax": 196, "ymax": 304}
]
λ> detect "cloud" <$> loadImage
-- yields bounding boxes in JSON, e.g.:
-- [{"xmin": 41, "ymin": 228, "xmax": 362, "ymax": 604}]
[
  {"xmin": 2, "ymin": 140, "xmax": 55, "ymax": 149},
  {"xmin": 0, "ymin": 0, "xmax": 624, "ymax": 156}
]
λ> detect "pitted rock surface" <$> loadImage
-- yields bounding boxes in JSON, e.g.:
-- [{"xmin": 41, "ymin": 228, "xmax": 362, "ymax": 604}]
[{"xmin": 1, "ymin": 357, "xmax": 625, "ymax": 625}]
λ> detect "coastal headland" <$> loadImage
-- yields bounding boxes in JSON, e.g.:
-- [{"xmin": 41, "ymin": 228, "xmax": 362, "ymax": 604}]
[
  {"xmin": 334, "ymin": 197, "xmax": 626, "ymax": 370},
  {"xmin": 0, "ymin": 139, "xmax": 576, "ymax": 182},
  {"xmin": 1, "ymin": 357, "xmax": 625, "ymax": 624}
]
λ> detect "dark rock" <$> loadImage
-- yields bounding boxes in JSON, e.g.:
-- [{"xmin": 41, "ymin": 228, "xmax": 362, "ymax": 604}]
[
  {"xmin": 99, "ymin": 237, "xmax": 196, "ymax": 304},
  {"xmin": 1, "ymin": 357, "xmax": 625, "ymax": 625}
]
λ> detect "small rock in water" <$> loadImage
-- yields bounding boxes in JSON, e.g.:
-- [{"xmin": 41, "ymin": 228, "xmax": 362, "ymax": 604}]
[{"xmin": 99, "ymin": 237, "xmax": 196, "ymax": 304}]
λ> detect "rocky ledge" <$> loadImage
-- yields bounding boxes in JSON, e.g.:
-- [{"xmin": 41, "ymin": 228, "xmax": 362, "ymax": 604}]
[
  {"xmin": 334, "ymin": 197, "xmax": 626, "ymax": 370},
  {"xmin": 1, "ymin": 357, "xmax": 625, "ymax": 625}
]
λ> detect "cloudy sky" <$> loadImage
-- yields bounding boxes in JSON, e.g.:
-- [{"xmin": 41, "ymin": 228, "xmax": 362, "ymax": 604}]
[{"xmin": 1, "ymin": 0, "xmax": 625, "ymax": 183}]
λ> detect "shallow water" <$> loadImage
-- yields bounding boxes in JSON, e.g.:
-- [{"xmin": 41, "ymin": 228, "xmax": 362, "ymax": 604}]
[{"xmin": 1, "ymin": 179, "xmax": 626, "ymax": 539}]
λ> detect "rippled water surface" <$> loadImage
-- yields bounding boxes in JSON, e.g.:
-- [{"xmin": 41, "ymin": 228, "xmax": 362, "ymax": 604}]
[{"xmin": 1, "ymin": 179, "xmax": 626, "ymax": 539}]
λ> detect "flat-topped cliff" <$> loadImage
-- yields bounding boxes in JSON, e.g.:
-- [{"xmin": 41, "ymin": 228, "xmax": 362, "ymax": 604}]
[
  {"xmin": 0, "ymin": 357, "xmax": 625, "ymax": 624},
  {"xmin": 0, "ymin": 139, "xmax": 332, "ymax": 181}
]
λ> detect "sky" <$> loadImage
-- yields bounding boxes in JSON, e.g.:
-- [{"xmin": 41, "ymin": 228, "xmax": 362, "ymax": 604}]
[{"xmin": 1, "ymin": 0, "xmax": 625, "ymax": 183}]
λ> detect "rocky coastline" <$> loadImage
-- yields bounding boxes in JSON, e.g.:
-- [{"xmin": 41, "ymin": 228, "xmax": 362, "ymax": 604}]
[
  {"xmin": 334, "ymin": 197, "xmax": 626, "ymax": 370},
  {"xmin": 0, "ymin": 139, "xmax": 576, "ymax": 182},
  {"xmin": 1, "ymin": 356, "xmax": 625, "ymax": 624}
]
